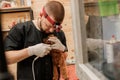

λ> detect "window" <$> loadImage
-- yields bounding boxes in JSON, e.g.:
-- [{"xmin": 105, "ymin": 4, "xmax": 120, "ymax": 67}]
[{"xmin": 71, "ymin": 0, "xmax": 120, "ymax": 80}]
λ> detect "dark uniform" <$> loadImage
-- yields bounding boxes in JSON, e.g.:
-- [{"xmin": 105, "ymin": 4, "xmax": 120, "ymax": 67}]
[{"xmin": 4, "ymin": 21, "xmax": 67, "ymax": 80}]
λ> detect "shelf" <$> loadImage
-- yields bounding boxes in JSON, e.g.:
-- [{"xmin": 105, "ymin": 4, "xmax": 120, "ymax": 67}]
[
  {"xmin": 0, "ymin": 7, "xmax": 32, "ymax": 13},
  {"xmin": 1, "ymin": 7, "xmax": 34, "ymax": 32},
  {"xmin": 0, "ymin": 7, "xmax": 34, "ymax": 20},
  {"xmin": 0, "ymin": 6, "xmax": 34, "ymax": 20}
]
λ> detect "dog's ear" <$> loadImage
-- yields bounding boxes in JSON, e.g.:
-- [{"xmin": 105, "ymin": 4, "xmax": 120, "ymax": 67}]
[
  {"xmin": 43, "ymin": 35, "xmax": 55, "ymax": 45},
  {"xmin": 48, "ymin": 34, "xmax": 55, "ymax": 38}
]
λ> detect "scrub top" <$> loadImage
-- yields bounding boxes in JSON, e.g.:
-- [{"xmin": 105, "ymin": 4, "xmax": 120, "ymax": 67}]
[{"xmin": 4, "ymin": 21, "xmax": 67, "ymax": 80}]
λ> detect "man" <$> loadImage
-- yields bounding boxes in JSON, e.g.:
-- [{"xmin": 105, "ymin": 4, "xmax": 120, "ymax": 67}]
[{"xmin": 4, "ymin": 1, "xmax": 67, "ymax": 80}]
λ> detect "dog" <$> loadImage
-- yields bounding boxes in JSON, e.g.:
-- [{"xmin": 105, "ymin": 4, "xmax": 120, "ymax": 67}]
[{"xmin": 43, "ymin": 35, "xmax": 69, "ymax": 80}]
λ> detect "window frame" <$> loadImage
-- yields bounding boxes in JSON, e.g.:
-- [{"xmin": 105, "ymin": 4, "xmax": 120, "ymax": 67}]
[{"xmin": 70, "ymin": 0, "xmax": 108, "ymax": 80}]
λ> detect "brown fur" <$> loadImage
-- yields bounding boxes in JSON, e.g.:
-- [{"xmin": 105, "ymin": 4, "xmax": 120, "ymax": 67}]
[{"xmin": 43, "ymin": 35, "xmax": 69, "ymax": 80}]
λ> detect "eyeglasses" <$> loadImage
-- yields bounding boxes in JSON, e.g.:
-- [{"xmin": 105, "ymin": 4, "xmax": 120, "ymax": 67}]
[{"xmin": 40, "ymin": 7, "xmax": 62, "ymax": 32}]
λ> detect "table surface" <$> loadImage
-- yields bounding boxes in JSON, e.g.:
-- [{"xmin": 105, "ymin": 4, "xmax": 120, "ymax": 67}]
[{"xmin": 60, "ymin": 64, "xmax": 79, "ymax": 80}]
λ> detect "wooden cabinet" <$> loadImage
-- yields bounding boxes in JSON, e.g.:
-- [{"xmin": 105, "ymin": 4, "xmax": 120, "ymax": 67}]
[{"xmin": 0, "ymin": 7, "xmax": 34, "ymax": 39}]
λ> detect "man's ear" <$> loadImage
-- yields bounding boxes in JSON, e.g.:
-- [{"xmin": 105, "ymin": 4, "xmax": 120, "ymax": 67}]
[
  {"xmin": 39, "ymin": 6, "xmax": 44, "ymax": 17},
  {"xmin": 39, "ymin": 16, "xmax": 42, "ymax": 19}
]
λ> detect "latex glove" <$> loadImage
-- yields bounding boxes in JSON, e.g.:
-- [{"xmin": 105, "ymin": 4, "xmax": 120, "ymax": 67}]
[
  {"xmin": 28, "ymin": 43, "xmax": 52, "ymax": 57},
  {"xmin": 48, "ymin": 37, "xmax": 65, "ymax": 52}
]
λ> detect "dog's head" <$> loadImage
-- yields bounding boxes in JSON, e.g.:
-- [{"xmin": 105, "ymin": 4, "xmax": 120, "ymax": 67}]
[{"xmin": 43, "ymin": 34, "xmax": 55, "ymax": 45}]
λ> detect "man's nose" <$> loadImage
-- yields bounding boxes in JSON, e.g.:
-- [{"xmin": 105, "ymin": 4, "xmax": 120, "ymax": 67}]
[{"xmin": 49, "ymin": 28, "xmax": 55, "ymax": 32}]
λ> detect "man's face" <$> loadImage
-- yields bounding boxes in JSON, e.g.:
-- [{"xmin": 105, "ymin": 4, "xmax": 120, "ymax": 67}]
[{"xmin": 41, "ymin": 16, "xmax": 56, "ymax": 33}]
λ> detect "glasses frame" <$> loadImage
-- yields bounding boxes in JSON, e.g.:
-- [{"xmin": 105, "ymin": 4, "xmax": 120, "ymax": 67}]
[{"xmin": 40, "ymin": 7, "xmax": 62, "ymax": 32}]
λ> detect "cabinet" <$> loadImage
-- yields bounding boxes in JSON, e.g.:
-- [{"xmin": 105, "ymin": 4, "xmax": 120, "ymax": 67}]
[{"xmin": 0, "ymin": 7, "xmax": 34, "ymax": 39}]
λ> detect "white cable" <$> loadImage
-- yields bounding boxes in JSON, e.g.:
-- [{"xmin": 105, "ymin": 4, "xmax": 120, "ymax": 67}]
[{"xmin": 32, "ymin": 56, "xmax": 39, "ymax": 80}]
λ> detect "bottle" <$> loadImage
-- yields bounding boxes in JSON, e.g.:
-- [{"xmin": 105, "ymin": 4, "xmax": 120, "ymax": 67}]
[
  {"xmin": 17, "ymin": 18, "xmax": 21, "ymax": 23},
  {"xmin": 25, "ymin": 14, "xmax": 29, "ymax": 21},
  {"xmin": 110, "ymin": 35, "xmax": 116, "ymax": 43},
  {"xmin": 26, "ymin": 0, "xmax": 31, "ymax": 6},
  {"xmin": 20, "ymin": 0, "xmax": 25, "ymax": 7},
  {"xmin": 106, "ymin": 35, "xmax": 116, "ymax": 64},
  {"xmin": 11, "ymin": 0, "xmax": 16, "ymax": 7},
  {"xmin": 105, "ymin": 35, "xmax": 117, "ymax": 72}
]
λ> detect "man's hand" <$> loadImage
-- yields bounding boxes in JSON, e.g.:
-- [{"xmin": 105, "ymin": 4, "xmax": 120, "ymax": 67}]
[
  {"xmin": 48, "ymin": 37, "xmax": 65, "ymax": 52},
  {"xmin": 27, "ymin": 43, "xmax": 52, "ymax": 57}
]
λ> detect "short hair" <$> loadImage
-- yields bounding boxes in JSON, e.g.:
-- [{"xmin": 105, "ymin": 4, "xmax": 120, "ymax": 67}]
[{"xmin": 45, "ymin": 1, "xmax": 65, "ymax": 23}]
